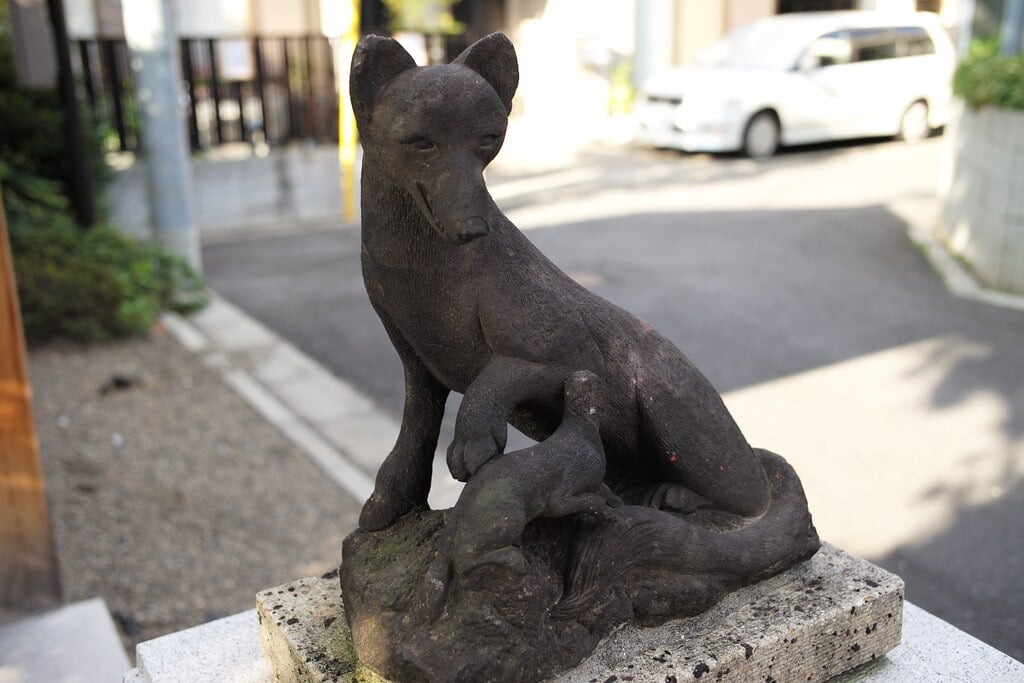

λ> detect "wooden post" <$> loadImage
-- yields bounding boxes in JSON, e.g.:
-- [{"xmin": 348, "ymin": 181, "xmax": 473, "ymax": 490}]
[{"xmin": 0, "ymin": 188, "xmax": 62, "ymax": 613}]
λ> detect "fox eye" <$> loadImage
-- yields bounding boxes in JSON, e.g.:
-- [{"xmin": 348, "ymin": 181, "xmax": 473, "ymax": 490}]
[
  {"xmin": 403, "ymin": 137, "xmax": 436, "ymax": 152},
  {"xmin": 480, "ymin": 134, "xmax": 500, "ymax": 148}
]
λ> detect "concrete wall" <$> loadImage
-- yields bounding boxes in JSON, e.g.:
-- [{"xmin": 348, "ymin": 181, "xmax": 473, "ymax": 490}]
[
  {"xmin": 858, "ymin": 0, "xmax": 917, "ymax": 10},
  {"xmin": 110, "ymin": 145, "xmax": 347, "ymax": 238},
  {"xmin": 251, "ymin": 0, "xmax": 320, "ymax": 36},
  {"xmin": 177, "ymin": 0, "xmax": 251, "ymax": 37},
  {"xmin": 726, "ymin": 0, "xmax": 775, "ymax": 30},
  {"xmin": 676, "ymin": 0, "xmax": 725, "ymax": 66},
  {"xmin": 938, "ymin": 101, "xmax": 1024, "ymax": 294}
]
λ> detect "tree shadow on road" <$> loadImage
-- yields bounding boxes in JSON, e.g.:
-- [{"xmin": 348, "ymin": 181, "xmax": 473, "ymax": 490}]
[{"xmin": 872, "ymin": 464, "xmax": 1024, "ymax": 662}]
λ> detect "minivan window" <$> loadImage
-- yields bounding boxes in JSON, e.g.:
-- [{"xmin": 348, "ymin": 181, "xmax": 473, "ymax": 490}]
[
  {"xmin": 849, "ymin": 28, "xmax": 899, "ymax": 62},
  {"xmin": 896, "ymin": 26, "xmax": 936, "ymax": 55}
]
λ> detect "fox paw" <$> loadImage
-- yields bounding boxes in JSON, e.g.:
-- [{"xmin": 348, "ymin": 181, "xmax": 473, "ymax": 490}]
[
  {"xmin": 358, "ymin": 493, "xmax": 409, "ymax": 532},
  {"xmin": 643, "ymin": 482, "xmax": 709, "ymax": 514},
  {"xmin": 359, "ymin": 489, "xmax": 415, "ymax": 531},
  {"xmin": 447, "ymin": 435, "xmax": 502, "ymax": 481},
  {"xmin": 447, "ymin": 418, "xmax": 507, "ymax": 481}
]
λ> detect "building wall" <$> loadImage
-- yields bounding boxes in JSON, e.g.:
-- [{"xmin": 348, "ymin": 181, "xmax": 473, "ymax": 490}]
[
  {"xmin": 504, "ymin": 0, "xmax": 635, "ymax": 121},
  {"xmin": 676, "ymin": 0, "xmax": 725, "ymax": 65},
  {"xmin": 176, "ymin": 0, "xmax": 250, "ymax": 37},
  {"xmin": 858, "ymin": 0, "xmax": 917, "ymax": 11},
  {"xmin": 726, "ymin": 0, "xmax": 776, "ymax": 30},
  {"xmin": 64, "ymin": 0, "xmax": 123, "ymax": 38},
  {"xmin": 62, "ymin": 0, "xmax": 328, "ymax": 39}
]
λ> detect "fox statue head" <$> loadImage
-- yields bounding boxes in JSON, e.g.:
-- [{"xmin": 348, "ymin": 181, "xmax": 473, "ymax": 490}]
[{"xmin": 350, "ymin": 33, "xmax": 519, "ymax": 245}]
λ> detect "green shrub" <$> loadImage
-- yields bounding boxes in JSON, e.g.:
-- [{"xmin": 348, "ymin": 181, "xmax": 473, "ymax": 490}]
[
  {"xmin": 6, "ymin": 187, "xmax": 208, "ymax": 344},
  {"xmin": 953, "ymin": 39, "xmax": 1024, "ymax": 110}
]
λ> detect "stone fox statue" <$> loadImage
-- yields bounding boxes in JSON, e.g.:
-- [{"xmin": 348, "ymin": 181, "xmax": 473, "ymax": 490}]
[{"xmin": 351, "ymin": 32, "xmax": 808, "ymax": 541}]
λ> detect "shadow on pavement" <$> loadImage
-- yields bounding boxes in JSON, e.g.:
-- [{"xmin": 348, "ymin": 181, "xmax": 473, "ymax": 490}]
[{"xmin": 875, "ymin": 468, "xmax": 1024, "ymax": 662}]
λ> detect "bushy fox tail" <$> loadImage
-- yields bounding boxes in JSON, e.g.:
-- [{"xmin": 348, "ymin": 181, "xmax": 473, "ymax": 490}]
[{"xmin": 553, "ymin": 449, "xmax": 820, "ymax": 625}]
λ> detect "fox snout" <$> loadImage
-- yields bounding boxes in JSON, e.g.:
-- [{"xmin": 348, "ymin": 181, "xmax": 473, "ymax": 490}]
[
  {"xmin": 410, "ymin": 171, "xmax": 496, "ymax": 245},
  {"xmin": 456, "ymin": 217, "xmax": 489, "ymax": 243}
]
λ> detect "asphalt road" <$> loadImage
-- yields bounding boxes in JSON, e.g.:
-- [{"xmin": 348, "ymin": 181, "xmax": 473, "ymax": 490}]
[{"xmin": 203, "ymin": 136, "xmax": 1024, "ymax": 661}]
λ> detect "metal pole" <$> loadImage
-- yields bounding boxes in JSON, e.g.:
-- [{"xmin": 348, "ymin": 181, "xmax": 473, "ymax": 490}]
[
  {"xmin": 180, "ymin": 40, "xmax": 201, "ymax": 150},
  {"xmin": 100, "ymin": 41, "xmax": 129, "ymax": 151},
  {"xmin": 78, "ymin": 42, "xmax": 97, "ymax": 113},
  {"xmin": 305, "ymin": 36, "xmax": 317, "ymax": 139},
  {"xmin": 1001, "ymin": 0, "xmax": 1024, "ymax": 55},
  {"xmin": 46, "ymin": 0, "xmax": 95, "ymax": 228},
  {"xmin": 207, "ymin": 39, "xmax": 225, "ymax": 144},
  {"xmin": 283, "ymin": 39, "xmax": 296, "ymax": 140},
  {"xmin": 253, "ymin": 37, "xmax": 270, "ymax": 142},
  {"xmin": 633, "ymin": 0, "xmax": 675, "ymax": 91},
  {"xmin": 122, "ymin": 0, "xmax": 201, "ymax": 270}
]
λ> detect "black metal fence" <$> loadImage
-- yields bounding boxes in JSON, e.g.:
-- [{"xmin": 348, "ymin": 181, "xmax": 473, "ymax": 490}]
[{"xmin": 72, "ymin": 36, "xmax": 340, "ymax": 153}]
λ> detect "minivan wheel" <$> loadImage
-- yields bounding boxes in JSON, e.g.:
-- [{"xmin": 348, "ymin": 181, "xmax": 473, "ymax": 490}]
[
  {"xmin": 743, "ymin": 112, "xmax": 780, "ymax": 160},
  {"xmin": 899, "ymin": 101, "xmax": 930, "ymax": 143}
]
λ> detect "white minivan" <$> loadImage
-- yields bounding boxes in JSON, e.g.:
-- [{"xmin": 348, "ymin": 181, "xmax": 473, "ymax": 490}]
[{"xmin": 633, "ymin": 11, "xmax": 956, "ymax": 158}]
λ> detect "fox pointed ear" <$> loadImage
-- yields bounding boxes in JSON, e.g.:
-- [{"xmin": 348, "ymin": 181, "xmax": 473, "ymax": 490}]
[
  {"xmin": 453, "ymin": 32, "xmax": 519, "ymax": 115},
  {"xmin": 350, "ymin": 35, "xmax": 417, "ymax": 125}
]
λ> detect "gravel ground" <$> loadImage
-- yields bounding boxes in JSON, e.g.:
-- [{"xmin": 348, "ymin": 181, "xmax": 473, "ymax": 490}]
[{"xmin": 27, "ymin": 327, "xmax": 362, "ymax": 655}]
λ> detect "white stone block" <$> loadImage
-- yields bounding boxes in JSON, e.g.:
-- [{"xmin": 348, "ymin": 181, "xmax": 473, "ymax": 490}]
[
  {"xmin": 126, "ymin": 610, "xmax": 272, "ymax": 683},
  {"xmin": 0, "ymin": 598, "xmax": 129, "ymax": 683}
]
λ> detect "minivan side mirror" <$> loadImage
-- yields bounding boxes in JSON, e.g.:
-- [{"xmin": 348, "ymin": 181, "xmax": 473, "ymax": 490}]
[
  {"xmin": 801, "ymin": 35, "xmax": 853, "ymax": 70},
  {"xmin": 798, "ymin": 52, "xmax": 821, "ymax": 71}
]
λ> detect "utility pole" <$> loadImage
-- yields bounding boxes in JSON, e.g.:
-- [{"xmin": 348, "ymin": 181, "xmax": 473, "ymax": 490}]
[
  {"xmin": 122, "ymin": 0, "xmax": 201, "ymax": 270},
  {"xmin": 957, "ymin": 0, "xmax": 976, "ymax": 60},
  {"xmin": 1001, "ymin": 0, "xmax": 1024, "ymax": 56},
  {"xmin": 46, "ymin": 0, "xmax": 95, "ymax": 228},
  {"xmin": 633, "ymin": 0, "xmax": 675, "ymax": 92}
]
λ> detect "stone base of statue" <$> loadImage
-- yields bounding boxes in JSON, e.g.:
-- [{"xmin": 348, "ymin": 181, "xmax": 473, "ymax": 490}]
[
  {"xmin": 336, "ymin": 446, "xmax": 821, "ymax": 683},
  {"xmin": 257, "ymin": 542, "xmax": 903, "ymax": 683}
]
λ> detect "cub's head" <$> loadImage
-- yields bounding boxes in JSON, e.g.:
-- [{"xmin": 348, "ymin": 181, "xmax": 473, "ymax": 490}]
[{"xmin": 350, "ymin": 33, "xmax": 519, "ymax": 244}]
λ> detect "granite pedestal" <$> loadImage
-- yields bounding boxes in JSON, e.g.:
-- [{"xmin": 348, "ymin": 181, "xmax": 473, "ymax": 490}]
[{"xmin": 256, "ymin": 543, "xmax": 903, "ymax": 683}]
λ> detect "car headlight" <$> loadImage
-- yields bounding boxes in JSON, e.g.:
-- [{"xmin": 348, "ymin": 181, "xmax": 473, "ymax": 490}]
[{"xmin": 673, "ymin": 99, "xmax": 743, "ymax": 131}]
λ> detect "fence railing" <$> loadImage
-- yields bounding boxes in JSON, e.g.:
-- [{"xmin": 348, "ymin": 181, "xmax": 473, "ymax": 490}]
[{"xmin": 73, "ymin": 35, "xmax": 340, "ymax": 153}]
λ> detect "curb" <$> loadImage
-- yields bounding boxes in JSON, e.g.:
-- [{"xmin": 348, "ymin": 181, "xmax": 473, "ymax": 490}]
[
  {"xmin": 888, "ymin": 200, "xmax": 1024, "ymax": 313},
  {"xmin": 160, "ymin": 296, "xmax": 379, "ymax": 504}
]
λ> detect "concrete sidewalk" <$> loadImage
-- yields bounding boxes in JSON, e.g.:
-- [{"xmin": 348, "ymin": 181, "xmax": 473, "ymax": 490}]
[
  {"xmin": 165, "ymin": 295, "xmax": 465, "ymax": 512},
  {"xmin": 26, "ymin": 329, "xmax": 364, "ymax": 654}
]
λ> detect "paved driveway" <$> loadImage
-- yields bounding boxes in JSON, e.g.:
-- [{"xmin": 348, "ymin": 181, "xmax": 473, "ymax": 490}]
[{"xmin": 203, "ymin": 137, "xmax": 1024, "ymax": 660}]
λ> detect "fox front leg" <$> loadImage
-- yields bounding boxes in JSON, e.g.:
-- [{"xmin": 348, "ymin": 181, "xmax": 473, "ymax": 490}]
[
  {"xmin": 359, "ymin": 355, "xmax": 449, "ymax": 531},
  {"xmin": 447, "ymin": 356, "xmax": 564, "ymax": 481}
]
